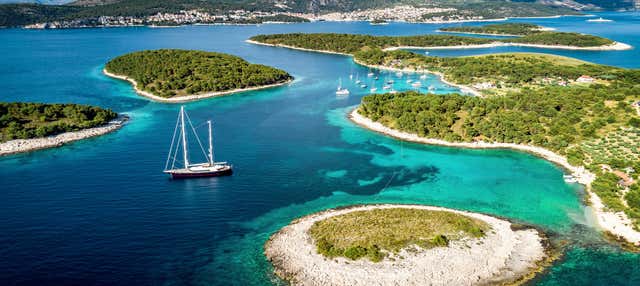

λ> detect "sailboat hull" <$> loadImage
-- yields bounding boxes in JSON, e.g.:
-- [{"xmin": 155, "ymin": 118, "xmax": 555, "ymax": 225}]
[{"xmin": 167, "ymin": 165, "xmax": 233, "ymax": 179}]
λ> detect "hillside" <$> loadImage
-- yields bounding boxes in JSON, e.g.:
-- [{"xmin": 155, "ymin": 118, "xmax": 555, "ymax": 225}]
[{"xmin": 0, "ymin": 0, "xmax": 584, "ymax": 27}]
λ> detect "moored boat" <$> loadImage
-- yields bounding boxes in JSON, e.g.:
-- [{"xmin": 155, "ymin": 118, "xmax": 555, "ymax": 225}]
[
  {"xmin": 164, "ymin": 106, "xmax": 233, "ymax": 179},
  {"xmin": 336, "ymin": 78, "xmax": 350, "ymax": 95}
]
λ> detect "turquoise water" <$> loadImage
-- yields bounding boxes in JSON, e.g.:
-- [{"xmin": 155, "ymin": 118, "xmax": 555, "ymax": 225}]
[{"xmin": 1, "ymin": 11, "xmax": 639, "ymax": 285}]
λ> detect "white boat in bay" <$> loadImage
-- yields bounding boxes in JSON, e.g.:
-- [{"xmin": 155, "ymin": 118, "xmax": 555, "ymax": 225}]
[
  {"xmin": 370, "ymin": 87, "xmax": 378, "ymax": 92},
  {"xmin": 164, "ymin": 106, "xmax": 232, "ymax": 179},
  {"xmin": 419, "ymin": 74, "xmax": 428, "ymax": 80},
  {"xmin": 336, "ymin": 78, "xmax": 350, "ymax": 95},
  {"xmin": 587, "ymin": 17, "xmax": 613, "ymax": 22},
  {"xmin": 563, "ymin": 175, "xmax": 578, "ymax": 183}
]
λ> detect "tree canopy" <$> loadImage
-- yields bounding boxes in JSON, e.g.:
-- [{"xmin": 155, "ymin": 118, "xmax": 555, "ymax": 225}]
[
  {"xmin": 0, "ymin": 102, "xmax": 117, "ymax": 142},
  {"xmin": 105, "ymin": 49, "xmax": 292, "ymax": 98},
  {"xmin": 250, "ymin": 31, "xmax": 615, "ymax": 54}
]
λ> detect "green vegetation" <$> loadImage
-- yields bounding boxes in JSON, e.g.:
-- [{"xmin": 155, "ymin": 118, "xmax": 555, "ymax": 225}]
[
  {"xmin": 249, "ymin": 31, "xmax": 615, "ymax": 54},
  {"xmin": 256, "ymin": 14, "xmax": 309, "ymax": 23},
  {"xmin": 251, "ymin": 33, "xmax": 494, "ymax": 54},
  {"xmin": 580, "ymin": 127, "xmax": 640, "ymax": 165},
  {"xmin": 356, "ymin": 50, "xmax": 614, "ymax": 87},
  {"xmin": 440, "ymin": 23, "xmax": 544, "ymax": 36},
  {"xmin": 105, "ymin": 49, "xmax": 292, "ymax": 98},
  {"xmin": 309, "ymin": 208, "xmax": 489, "ymax": 262},
  {"xmin": 0, "ymin": 102, "xmax": 117, "ymax": 142},
  {"xmin": 510, "ymin": 32, "xmax": 614, "ymax": 47},
  {"xmin": 441, "ymin": 23, "xmax": 614, "ymax": 47}
]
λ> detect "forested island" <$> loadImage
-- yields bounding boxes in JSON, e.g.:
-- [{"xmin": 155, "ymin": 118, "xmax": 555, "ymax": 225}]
[
  {"xmin": 0, "ymin": 102, "xmax": 117, "ymax": 142},
  {"xmin": 104, "ymin": 49, "xmax": 292, "ymax": 102},
  {"xmin": 440, "ymin": 23, "xmax": 615, "ymax": 47},
  {"xmin": 249, "ymin": 30, "xmax": 624, "ymax": 53},
  {"xmin": 266, "ymin": 204, "xmax": 547, "ymax": 285},
  {"xmin": 250, "ymin": 33, "xmax": 640, "ymax": 245},
  {"xmin": 440, "ymin": 23, "xmax": 547, "ymax": 36},
  {"xmin": 0, "ymin": 102, "xmax": 124, "ymax": 156}
]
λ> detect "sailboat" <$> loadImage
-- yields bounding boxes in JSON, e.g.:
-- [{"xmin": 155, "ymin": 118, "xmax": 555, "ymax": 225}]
[
  {"xmin": 164, "ymin": 106, "xmax": 232, "ymax": 179},
  {"xmin": 587, "ymin": 17, "xmax": 612, "ymax": 22},
  {"xmin": 336, "ymin": 78, "xmax": 350, "ymax": 95}
]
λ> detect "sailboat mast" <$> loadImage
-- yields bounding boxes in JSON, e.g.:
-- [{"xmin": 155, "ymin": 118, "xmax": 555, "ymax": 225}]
[
  {"xmin": 180, "ymin": 106, "xmax": 189, "ymax": 168},
  {"xmin": 208, "ymin": 120, "xmax": 214, "ymax": 165}
]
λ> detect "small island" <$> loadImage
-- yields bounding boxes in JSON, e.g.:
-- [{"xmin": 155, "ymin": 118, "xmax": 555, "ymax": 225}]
[
  {"xmin": 0, "ymin": 102, "xmax": 125, "ymax": 156},
  {"xmin": 104, "ymin": 49, "xmax": 293, "ymax": 103},
  {"xmin": 266, "ymin": 204, "xmax": 548, "ymax": 285},
  {"xmin": 249, "ymin": 30, "xmax": 630, "ymax": 52},
  {"xmin": 440, "ymin": 23, "xmax": 551, "ymax": 36},
  {"xmin": 439, "ymin": 23, "xmax": 623, "ymax": 50}
]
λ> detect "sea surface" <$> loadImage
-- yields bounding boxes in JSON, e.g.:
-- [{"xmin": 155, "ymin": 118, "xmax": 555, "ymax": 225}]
[{"xmin": 1, "ymin": 11, "xmax": 639, "ymax": 286}]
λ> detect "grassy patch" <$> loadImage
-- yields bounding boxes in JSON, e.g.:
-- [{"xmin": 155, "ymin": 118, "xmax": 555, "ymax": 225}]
[{"xmin": 309, "ymin": 208, "xmax": 489, "ymax": 262}]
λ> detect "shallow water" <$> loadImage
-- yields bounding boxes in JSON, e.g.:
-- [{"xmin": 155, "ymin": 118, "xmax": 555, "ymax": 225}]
[{"xmin": 0, "ymin": 11, "xmax": 639, "ymax": 285}]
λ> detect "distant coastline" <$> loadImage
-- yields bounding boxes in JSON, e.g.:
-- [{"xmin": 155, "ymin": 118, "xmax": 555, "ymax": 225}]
[
  {"xmin": 103, "ymin": 69, "xmax": 293, "ymax": 103},
  {"xmin": 0, "ymin": 115, "xmax": 128, "ymax": 156}
]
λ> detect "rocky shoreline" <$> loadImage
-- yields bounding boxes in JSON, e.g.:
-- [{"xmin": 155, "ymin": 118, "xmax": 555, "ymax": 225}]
[
  {"xmin": 0, "ymin": 115, "xmax": 128, "ymax": 156},
  {"xmin": 265, "ymin": 204, "xmax": 547, "ymax": 286},
  {"xmin": 348, "ymin": 108, "xmax": 640, "ymax": 246},
  {"xmin": 103, "ymin": 69, "xmax": 293, "ymax": 103}
]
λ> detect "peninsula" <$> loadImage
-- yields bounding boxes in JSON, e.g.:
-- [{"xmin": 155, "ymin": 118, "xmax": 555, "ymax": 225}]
[
  {"xmin": 0, "ymin": 102, "xmax": 125, "ymax": 156},
  {"xmin": 266, "ymin": 204, "xmax": 548, "ymax": 285},
  {"xmin": 104, "ymin": 49, "xmax": 292, "ymax": 103},
  {"xmin": 249, "ymin": 33, "xmax": 640, "ymax": 246},
  {"xmin": 439, "ymin": 23, "xmax": 552, "ymax": 36},
  {"xmin": 249, "ymin": 31, "xmax": 630, "ymax": 53}
]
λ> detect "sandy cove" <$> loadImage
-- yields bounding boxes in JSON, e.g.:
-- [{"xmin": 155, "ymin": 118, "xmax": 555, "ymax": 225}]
[
  {"xmin": 0, "ymin": 116, "xmax": 128, "ymax": 156},
  {"xmin": 349, "ymin": 108, "xmax": 640, "ymax": 246},
  {"xmin": 383, "ymin": 41, "xmax": 632, "ymax": 51},
  {"xmin": 103, "ymin": 69, "xmax": 293, "ymax": 103},
  {"xmin": 265, "ymin": 204, "xmax": 547, "ymax": 286}
]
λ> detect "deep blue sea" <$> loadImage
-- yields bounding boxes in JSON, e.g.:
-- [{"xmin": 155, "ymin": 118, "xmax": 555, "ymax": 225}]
[{"xmin": 1, "ymin": 11, "xmax": 639, "ymax": 286}]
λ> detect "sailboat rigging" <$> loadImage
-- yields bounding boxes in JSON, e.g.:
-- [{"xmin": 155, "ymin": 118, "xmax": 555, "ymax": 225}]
[{"xmin": 164, "ymin": 106, "xmax": 233, "ymax": 179}]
